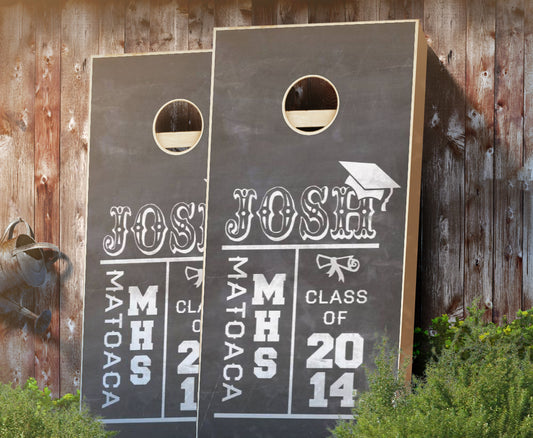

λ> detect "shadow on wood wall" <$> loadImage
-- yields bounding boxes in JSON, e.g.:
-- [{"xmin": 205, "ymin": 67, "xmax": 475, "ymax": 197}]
[
  {"xmin": 0, "ymin": 0, "xmax": 531, "ymax": 398},
  {"xmin": 418, "ymin": 47, "xmax": 467, "ymax": 329}
]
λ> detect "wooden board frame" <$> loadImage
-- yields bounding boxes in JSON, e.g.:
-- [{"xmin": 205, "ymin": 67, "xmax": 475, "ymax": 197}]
[
  {"xmin": 81, "ymin": 49, "xmax": 211, "ymax": 438},
  {"xmin": 198, "ymin": 20, "xmax": 426, "ymax": 438},
  {"xmin": 400, "ymin": 20, "xmax": 427, "ymax": 370}
]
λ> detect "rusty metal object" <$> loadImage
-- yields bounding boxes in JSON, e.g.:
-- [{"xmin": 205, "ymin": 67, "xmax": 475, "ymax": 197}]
[
  {"xmin": 0, "ymin": 295, "xmax": 51, "ymax": 334},
  {"xmin": 0, "ymin": 218, "xmax": 59, "ymax": 333}
]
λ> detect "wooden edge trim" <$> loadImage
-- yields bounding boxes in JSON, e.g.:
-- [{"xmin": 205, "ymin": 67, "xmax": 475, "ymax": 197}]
[
  {"xmin": 156, "ymin": 131, "xmax": 203, "ymax": 149},
  {"xmin": 213, "ymin": 19, "xmax": 421, "ymax": 34},
  {"xmin": 196, "ymin": 30, "xmax": 218, "ymax": 433},
  {"xmin": 399, "ymin": 21, "xmax": 427, "ymax": 379},
  {"xmin": 285, "ymin": 109, "xmax": 337, "ymax": 128},
  {"xmin": 92, "ymin": 49, "xmax": 212, "ymax": 60},
  {"xmin": 80, "ymin": 53, "xmax": 95, "ymax": 399}
]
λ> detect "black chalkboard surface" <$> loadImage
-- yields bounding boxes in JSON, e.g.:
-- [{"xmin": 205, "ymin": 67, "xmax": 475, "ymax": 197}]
[
  {"xmin": 198, "ymin": 22, "xmax": 426, "ymax": 437},
  {"xmin": 82, "ymin": 51, "xmax": 210, "ymax": 437}
]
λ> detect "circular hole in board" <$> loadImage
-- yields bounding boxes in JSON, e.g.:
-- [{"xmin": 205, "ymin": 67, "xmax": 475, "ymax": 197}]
[
  {"xmin": 153, "ymin": 99, "xmax": 203, "ymax": 155},
  {"xmin": 282, "ymin": 75, "xmax": 339, "ymax": 135}
]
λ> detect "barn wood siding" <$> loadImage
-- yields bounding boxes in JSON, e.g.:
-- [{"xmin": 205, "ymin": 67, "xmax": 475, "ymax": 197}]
[{"xmin": 0, "ymin": 0, "xmax": 530, "ymax": 395}]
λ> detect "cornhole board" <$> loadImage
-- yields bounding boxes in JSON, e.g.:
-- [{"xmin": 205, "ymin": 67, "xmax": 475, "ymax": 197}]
[
  {"xmin": 82, "ymin": 51, "xmax": 211, "ymax": 437},
  {"xmin": 198, "ymin": 21, "xmax": 426, "ymax": 437}
]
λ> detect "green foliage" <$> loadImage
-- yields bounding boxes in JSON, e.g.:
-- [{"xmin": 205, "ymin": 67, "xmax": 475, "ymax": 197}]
[
  {"xmin": 0, "ymin": 378, "xmax": 115, "ymax": 437},
  {"xmin": 331, "ymin": 305, "xmax": 533, "ymax": 438}
]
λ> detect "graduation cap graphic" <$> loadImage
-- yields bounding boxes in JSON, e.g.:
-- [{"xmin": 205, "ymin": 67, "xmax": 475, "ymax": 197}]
[{"xmin": 339, "ymin": 161, "xmax": 400, "ymax": 211}]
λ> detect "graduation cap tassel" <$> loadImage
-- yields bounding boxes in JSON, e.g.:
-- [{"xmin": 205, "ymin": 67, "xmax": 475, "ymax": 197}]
[{"xmin": 381, "ymin": 188, "xmax": 395, "ymax": 212}]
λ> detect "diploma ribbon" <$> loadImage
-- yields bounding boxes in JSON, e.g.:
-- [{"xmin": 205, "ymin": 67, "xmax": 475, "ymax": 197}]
[
  {"xmin": 316, "ymin": 254, "xmax": 360, "ymax": 282},
  {"xmin": 185, "ymin": 266, "xmax": 203, "ymax": 288}
]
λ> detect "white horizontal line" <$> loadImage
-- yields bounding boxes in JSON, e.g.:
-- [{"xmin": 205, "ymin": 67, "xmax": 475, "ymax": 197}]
[
  {"xmin": 213, "ymin": 413, "xmax": 353, "ymax": 420},
  {"xmin": 221, "ymin": 243, "xmax": 379, "ymax": 251},
  {"xmin": 101, "ymin": 417, "xmax": 196, "ymax": 424},
  {"xmin": 100, "ymin": 256, "xmax": 203, "ymax": 265}
]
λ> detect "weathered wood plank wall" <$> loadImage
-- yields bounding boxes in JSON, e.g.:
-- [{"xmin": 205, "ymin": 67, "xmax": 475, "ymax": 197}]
[
  {"xmin": 0, "ymin": 0, "xmax": 35, "ymax": 393},
  {"xmin": 0, "ymin": 0, "xmax": 530, "ymax": 397}
]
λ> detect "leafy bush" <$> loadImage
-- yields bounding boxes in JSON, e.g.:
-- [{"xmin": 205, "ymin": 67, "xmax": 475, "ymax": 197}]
[
  {"xmin": 331, "ymin": 305, "xmax": 533, "ymax": 438},
  {"xmin": 0, "ymin": 378, "xmax": 114, "ymax": 437}
]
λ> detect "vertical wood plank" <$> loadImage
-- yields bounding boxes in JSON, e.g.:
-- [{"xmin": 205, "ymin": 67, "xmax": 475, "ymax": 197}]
[
  {"xmin": 412, "ymin": 0, "xmax": 423, "ymax": 21},
  {"xmin": 400, "ymin": 0, "xmax": 423, "ymax": 20},
  {"xmin": 240, "ymin": 0, "xmax": 253, "ymax": 24},
  {"xmin": 345, "ymin": 0, "xmax": 378, "ymax": 22},
  {"xmin": 98, "ymin": 0, "xmax": 126, "ymax": 55},
  {"xmin": 396, "ymin": 0, "xmax": 412, "ymax": 19},
  {"xmin": 290, "ymin": 0, "xmax": 343, "ymax": 116},
  {"xmin": 125, "ymin": 0, "xmax": 150, "ymax": 53},
  {"xmin": 150, "ymin": 0, "xmax": 188, "ymax": 52},
  {"xmin": 464, "ymin": 0, "xmax": 495, "ymax": 317},
  {"xmin": 214, "ymin": 0, "xmax": 252, "ymax": 27},
  {"xmin": 34, "ymin": 0, "xmax": 61, "ymax": 396},
  {"xmin": 424, "ymin": 0, "xmax": 467, "ymax": 96},
  {"xmin": 494, "ymin": 0, "xmax": 524, "ymax": 322},
  {"xmin": 421, "ymin": 0, "xmax": 466, "ymax": 325},
  {"xmin": 188, "ymin": 0, "xmax": 214, "ymax": 49},
  {"xmin": 0, "ymin": 0, "xmax": 35, "ymax": 388},
  {"xmin": 378, "ymin": 0, "xmax": 395, "ymax": 20},
  {"xmin": 379, "ymin": 0, "xmax": 423, "ymax": 20},
  {"xmin": 150, "ymin": 0, "xmax": 189, "ymax": 154},
  {"xmin": 308, "ymin": 0, "xmax": 345, "ymax": 23},
  {"xmin": 348, "ymin": 0, "xmax": 424, "ymax": 23},
  {"xmin": 524, "ymin": 0, "xmax": 533, "ymax": 310},
  {"xmin": 276, "ymin": 0, "xmax": 308, "ymax": 24},
  {"xmin": 252, "ymin": 0, "xmax": 276, "ymax": 25},
  {"xmin": 60, "ymin": 0, "xmax": 98, "ymax": 395}
]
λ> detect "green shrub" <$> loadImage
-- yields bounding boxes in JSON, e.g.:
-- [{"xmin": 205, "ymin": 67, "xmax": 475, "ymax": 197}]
[
  {"xmin": 331, "ymin": 305, "xmax": 533, "ymax": 438},
  {"xmin": 0, "ymin": 378, "xmax": 114, "ymax": 437}
]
